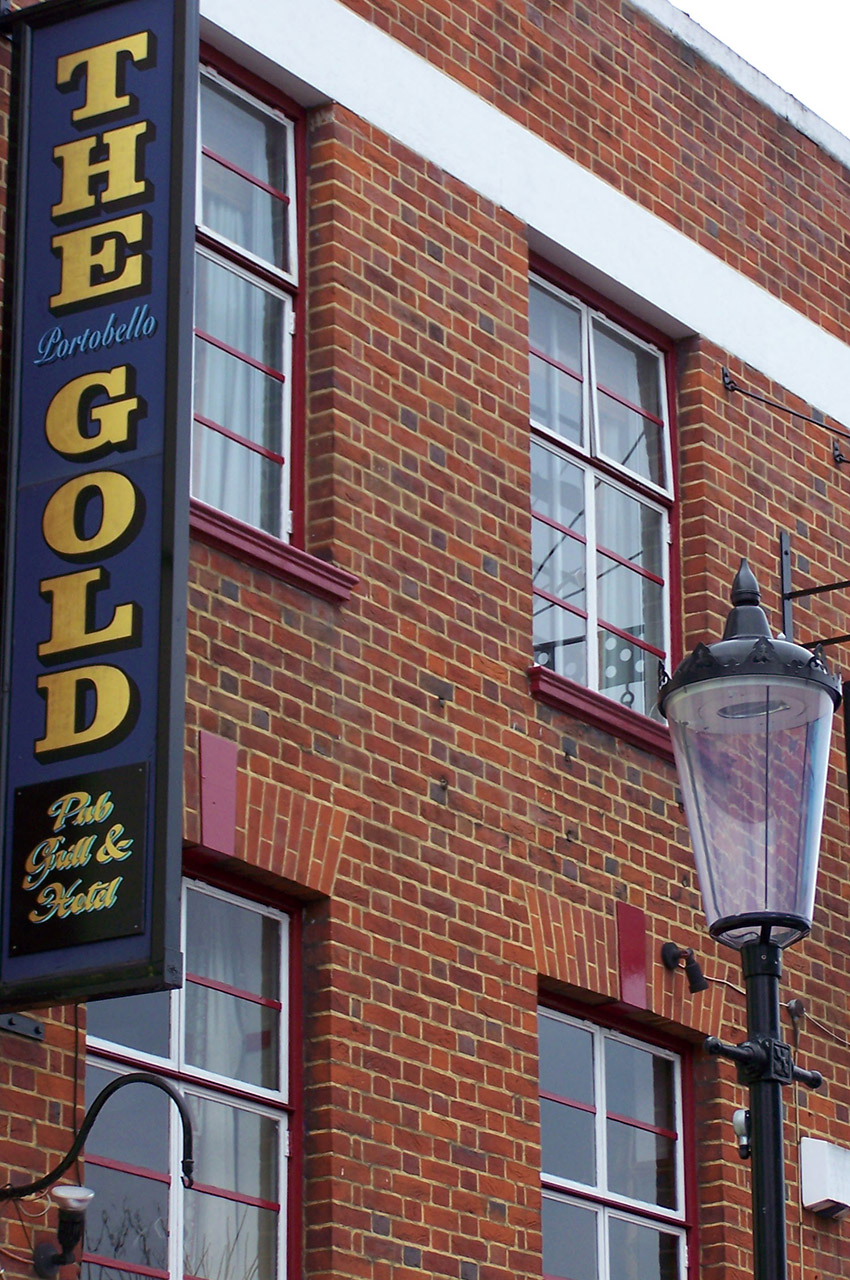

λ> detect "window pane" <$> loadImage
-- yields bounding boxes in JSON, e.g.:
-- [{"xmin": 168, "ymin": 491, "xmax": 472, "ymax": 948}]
[
  {"xmin": 87, "ymin": 989, "xmax": 171, "ymax": 1058},
  {"xmin": 531, "ymin": 283, "xmax": 582, "ymax": 371},
  {"xmin": 87, "ymin": 1267, "xmax": 165, "ymax": 1280},
  {"xmin": 84, "ymin": 1166, "xmax": 170, "ymax": 1274},
  {"xmin": 185, "ymin": 1092, "xmax": 280, "ymax": 1280},
  {"xmin": 187, "ymin": 888, "xmax": 280, "ymax": 1001},
  {"xmin": 194, "ymin": 254, "xmax": 287, "ymax": 448},
  {"xmin": 186, "ymin": 981, "xmax": 280, "ymax": 1088},
  {"xmin": 593, "ymin": 321, "xmax": 665, "ymax": 486},
  {"xmin": 596, "ymin": 397, "xmax": 665, "ymax": 487},
  {"xmin": 597, "ymin": 629, "xmax": 661, "ymax": 718},
  {"xmin": 190, "ymin": 1093, "xmax": 280, "ymax": 1202},
  {"xmin": 593, "ymin": 324, "xmax": 661, "ymax": 417},
  {"xmin": 540, "ymin": 1016, "xmax": 594, "ymax": 1103},
  {"xmin": 534, "ymin": 597, "xmax": 586, "ymax": 684},
  {"xmin": 185, "ymin": 890, "xmax": 281, "ymax": 1087},
  {"xmin": 540, "ymin": 1016, "xmax": 596, "ymax": 1186},
  {"xmin": 608, "ymin": 1216, "xmax": 681, "ymax": 1280},
  {"xmin": 201, "ymin": 77, "xmax": 289, "ymax": 271},
  {"xmin": 532, "ymin": 444, "xmax": 585, "ymax": 534},
  {"xmin": 606, "ymin": 1119, "xmax": 677, "ymax": 1208},
  {"xmin": 541, "ymin": 1196, "xmax": 598, "ymax": 1280},
  {"xmin": 533, "ymin": 519, "xmax": 585, "ymax": 609},
  {"xmin": 194, "ymin": 335, "xmax": 285, "ymax": 454},
  {"xmin": 597, "ymin": 561, "xmax": 664, "ymax": 652},
  {"xmin": 530, "ymin": 284, "xmax": 583, "ymax": 444},
  {"xmin": 605, "ymin": 1040, "xmax": 675, "ymax": 1131},
  {"xmin": 85, "ymin": 1064, "xmax": 170, "ymax": 1172},
  {"xmin": 595, "ymin": 481, "xmax": 663, "ymax": 579},
  {"xmin": 541, "ymin": 1097, "xmax": 595, "ymax": 1185},
  {"xmin": 185, "ymin": 1193, "xmax": 278, "ymax": 1280},
  {"xmin": 531, "ymin": 353, "xmax": 582, "ymax": 444},
  {"xmin": 192, "ymin": 424, "xmax": 284, "ymax": 538}
]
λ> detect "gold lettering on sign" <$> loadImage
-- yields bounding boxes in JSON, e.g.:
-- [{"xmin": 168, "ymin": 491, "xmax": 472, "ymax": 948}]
[
  {"xmin": 52, "ymin": 122, "xmax": 152, "ymax": 219},
  {"xmin": 48, "ymin": 789, "xmax": 115, "ymax": 831},
  {"xmin": 51, "ymin": 213, "xmax": 149, "ymax": 311},
  {"xmin": 42, "ymin": 470, "xmax": 140, "ymax": 558},
  {"xmin": 30, "ymin": 26, "xmax": 156, "ymax": 760},
  {"xmin": 29, "ymin": 876, "xmax": 123, "ymax": 923},
  {"xmin": 20, "ymin": 788, "xmax": 137, "ymax": 925},
  {"xmin": 38, "ymin": 568, "xmax": 140, "ymax": 661},
  {"xmin": 55, "ymin": 32, "xmax": 151, "ymax": 123},
  {"xmin": 35, "ymin": 666, "xmax": 134, "ymax": 757},
  {"xmin": 45, "ymin": 366, "xmax": 139, "ymax": 457}
]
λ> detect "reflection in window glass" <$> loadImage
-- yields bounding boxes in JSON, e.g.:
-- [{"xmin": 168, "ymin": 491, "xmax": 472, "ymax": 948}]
[
  {"xmin": 85, "ymin": 1166, "xmax": 169, "ymax": 1273},
  {"xmin": 609, "ymin": 1215, "xmax": 681, "ymax": 1280},
  {"xmin": 85, "ymin": 1064, "xmax": 170, "ymax": 1172},
  {"xmin": 529, "ymin": 276, "xmax": 671, "ymax": 717},
  {"xmin": 185, "ymin": 1192, "xmax": 278, "ymax": 1280},
  {"xmin": 86, "ymin": 882, "xmax": 290, "ymax": 1280},
  {"xmin": 87, "ymin": 988, "xmax": 170, "ymax": 1059},
  {"xmin": 605, "ymin": 1039, "xmax": 674, "ymax": 1130},
  {"xmin": 200, "ymin": 76, "xmax": 290, "ymax": 272},
  {"xmin": 193, "ymin": 68, "xmax": 296, "ymax": 542},
  {"xmin": 542, "ymin": 1195, "xmax": 598, "ymax": 1280},
  {"xmin": 540, "ymin": 1011, "xmax": 686, "ymax": 1280}
]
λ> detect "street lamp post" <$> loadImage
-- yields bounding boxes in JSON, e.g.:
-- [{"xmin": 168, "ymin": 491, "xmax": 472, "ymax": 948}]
[{"xmin": 659, "ymin": 560, "xmax": 841, "ymax": 1280}]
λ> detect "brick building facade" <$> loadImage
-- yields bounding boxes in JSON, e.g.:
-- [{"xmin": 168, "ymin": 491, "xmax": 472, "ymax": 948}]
[{"xmin": 2, "ymin": 1, "xmax": 850, "ymax": 1279}]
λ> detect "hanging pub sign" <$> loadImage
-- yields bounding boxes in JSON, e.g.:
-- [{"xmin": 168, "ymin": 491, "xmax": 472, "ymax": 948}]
[{"xmin": 0, "ymin": 0, "xmax": 197, "ymax": 1007}]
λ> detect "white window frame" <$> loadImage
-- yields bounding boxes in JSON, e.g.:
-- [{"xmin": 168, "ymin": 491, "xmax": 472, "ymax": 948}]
[
  {"xmin": 530, "ymin": 274, "xmax": 674, "ymax": 716},
  {"xmin": 192, "ymin": 65, "xmax": 299, "ymax": 542},
  {"xmin": 539, "ymin": 1007, "xmax": 688, "ymax": 1280},
  {"xmin": 85, "ymin": 879, "xmax": 292, "ymax": 1280},
  {"xmin": 196, "ymin": 67, "xmax": 298, "ymax": 289}
]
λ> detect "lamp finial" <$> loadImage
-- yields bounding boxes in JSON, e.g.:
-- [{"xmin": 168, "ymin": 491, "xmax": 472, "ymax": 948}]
[
  {"xmin": 723, "ymin": 560, "xmax": 771, "ymax": 641},
  {"xmin": 731, "ymin": 559, "xmax": 760, "ymax": 607}
]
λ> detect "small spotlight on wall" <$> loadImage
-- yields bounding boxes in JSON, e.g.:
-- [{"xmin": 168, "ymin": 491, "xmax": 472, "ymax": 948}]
[
  {"xmin": 33, "ymin": 1185, "xmax": 95, "ymax": 1278},
  {"xmin": 661, "ymin": 941, "xmax": 710, "ymax": 993}
]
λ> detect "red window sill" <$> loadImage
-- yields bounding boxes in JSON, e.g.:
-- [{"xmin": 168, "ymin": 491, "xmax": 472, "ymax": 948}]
[
  {"xmin": 190, "ymin": 500, "xmax": 359, "ymax": 604},
  {"xmin": 528, "ymin": 664, "xmax": 673, "ymax": 761}
]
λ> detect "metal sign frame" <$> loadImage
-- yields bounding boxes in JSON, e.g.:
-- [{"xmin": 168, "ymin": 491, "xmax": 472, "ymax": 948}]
[{"xmin": 0, "ymin": 0, "xmax": 197, "ymax": 1007}]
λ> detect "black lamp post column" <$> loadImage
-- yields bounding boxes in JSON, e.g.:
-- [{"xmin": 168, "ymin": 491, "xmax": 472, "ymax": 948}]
[
  {"xmin": 742, "ymin": 941, "xmax": 789, "ymax": 1280},
  {"xmin": 705, "ymin": 940, "xmax": 824, "ymax": 1280},
  {"xmin": 660, "ymin": 560, "xmax": 839, "ymax": 1280}
]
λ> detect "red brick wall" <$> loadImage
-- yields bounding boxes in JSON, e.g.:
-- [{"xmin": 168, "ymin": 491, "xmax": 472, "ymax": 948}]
[{"xmin": 338, "ymin": 0, "xmax": 850, "ymax": 343}]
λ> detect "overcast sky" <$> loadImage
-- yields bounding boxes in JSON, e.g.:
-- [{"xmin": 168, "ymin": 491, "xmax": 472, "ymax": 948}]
[{"xmin": 667, "ymin": 1, "xmax": 850, "ymax": 138}]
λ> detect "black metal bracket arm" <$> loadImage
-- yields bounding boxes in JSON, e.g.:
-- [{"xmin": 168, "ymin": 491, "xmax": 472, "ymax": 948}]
[
  {"xmin": 0, "ymin": 1071, "xmax": 194, "ymax": 1201},
  {"xmin": 722, "ymin": 366, "xmax": 850, "ymax": 455},
  {"xmin": 705, "ymin": 1035, "xmax": 823, "ymax": 1090}
]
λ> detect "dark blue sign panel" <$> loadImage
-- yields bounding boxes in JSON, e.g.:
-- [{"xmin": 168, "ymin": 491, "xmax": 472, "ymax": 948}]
[{"xmin": 0, "ymin": 0, "xmax": 197, "ymax": 1006}]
